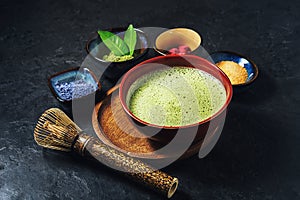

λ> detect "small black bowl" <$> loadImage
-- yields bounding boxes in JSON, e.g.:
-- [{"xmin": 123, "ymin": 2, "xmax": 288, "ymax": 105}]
[
  {"xmin": 48, "ymin": 67, "xmax": 101, "ymax": 104},
  {"xmin": 209, "ymin": 51, "xmax": 259, "ymax": 87},
  {"xmin": 86, "ymin": 27, "xmax": 149, "ymax": 81}
]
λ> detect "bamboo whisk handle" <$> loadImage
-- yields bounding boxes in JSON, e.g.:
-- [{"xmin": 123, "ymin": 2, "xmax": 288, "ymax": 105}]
[{"xmin": 73, "ymin": 134, "xmax": 178, "ymax": 198}]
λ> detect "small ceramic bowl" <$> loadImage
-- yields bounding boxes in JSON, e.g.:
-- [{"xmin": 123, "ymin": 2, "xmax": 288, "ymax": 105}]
[
  {"xmin": 209, "ymin": 51, "xmax": 259, "ymax": 86},
  {"xmin": 119, "ymin": 55, "xmax": 232, "ymax": 144},
  {"xmin": 86, "ymin": 27, "xmax": 149, "ymax": 81},
  {"xmin": 48, "ymin": 67, "xmax": 101, "ymax": 103},
  {"xmin": 154, "ymin": 28, "xmax": 202, "ymax": 55}
]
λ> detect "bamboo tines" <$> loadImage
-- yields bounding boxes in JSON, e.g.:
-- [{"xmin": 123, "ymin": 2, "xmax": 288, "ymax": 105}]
[{"xmin": 34, "ymin": 108, "xmax": 82, "ymax": 151}]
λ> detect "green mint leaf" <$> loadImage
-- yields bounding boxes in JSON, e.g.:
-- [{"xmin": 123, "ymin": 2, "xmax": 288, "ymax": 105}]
[
  {"xmin": 124, "ymin": 24, "xmax": 137, "ymax": 56},
  {"xmin": 98, "ymin": 30, "xmax": 129, "ymax": 56}
]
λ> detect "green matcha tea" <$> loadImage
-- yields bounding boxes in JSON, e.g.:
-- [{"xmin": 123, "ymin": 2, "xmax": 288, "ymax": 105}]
[{"xmin": 127, "ymin": 67, "xmax": 226, "ymax": 126}]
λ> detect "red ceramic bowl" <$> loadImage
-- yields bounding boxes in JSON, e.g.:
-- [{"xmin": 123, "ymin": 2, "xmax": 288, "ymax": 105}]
[{"xmin": 119, "ymin": 55, "xmax": 233, "ymax": 144}]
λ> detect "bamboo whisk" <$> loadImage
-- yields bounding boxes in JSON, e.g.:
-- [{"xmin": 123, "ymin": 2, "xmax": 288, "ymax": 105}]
[{"xmin": 34, "ymin": 108, "xmax": 178, "ymax": 198}]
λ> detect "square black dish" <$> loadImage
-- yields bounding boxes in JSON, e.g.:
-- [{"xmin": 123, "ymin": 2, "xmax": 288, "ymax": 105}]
[{"xmin": 48, "ymin": 67, "xmax": 101, "ymax": 103}]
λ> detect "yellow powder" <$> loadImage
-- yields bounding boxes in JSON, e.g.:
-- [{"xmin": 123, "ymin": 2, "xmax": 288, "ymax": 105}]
[{"xmin": 216, "ymin": 61, "xmax": 248, "ymax": 85}]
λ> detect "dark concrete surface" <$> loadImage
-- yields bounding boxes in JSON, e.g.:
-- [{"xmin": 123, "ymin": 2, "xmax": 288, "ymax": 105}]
[{"xmin": 0, "ymin": 0, "xmax": 299, "ymax": 199}]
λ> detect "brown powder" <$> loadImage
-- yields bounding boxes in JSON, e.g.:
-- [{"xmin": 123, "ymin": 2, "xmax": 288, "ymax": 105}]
[{"xmin": 216, "ymin": 61, "xmax": 248, "ymax": 85}]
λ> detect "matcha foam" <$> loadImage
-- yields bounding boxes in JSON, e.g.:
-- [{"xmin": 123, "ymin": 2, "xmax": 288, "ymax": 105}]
[{"xmin": 127, "ymin": 67, "xmax": 226, "ymax": 126}]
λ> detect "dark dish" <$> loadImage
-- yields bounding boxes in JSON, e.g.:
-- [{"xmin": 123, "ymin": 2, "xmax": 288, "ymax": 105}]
[
  {"xmin": 209, "ymin": 51, "xmax": 259, "ymax": 86},
  {"xmin": 48, "ymin": 67, "xmax": 101, "ymax": 103},
  {"xmin": 86, "ymin": 27, "xmax": 149, "ymax": 81}
]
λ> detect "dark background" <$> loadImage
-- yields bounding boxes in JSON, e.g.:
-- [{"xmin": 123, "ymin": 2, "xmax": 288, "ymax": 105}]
[{"xmin": 0, "ymin": 0, "xmax": 299, "ymax": 199}]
